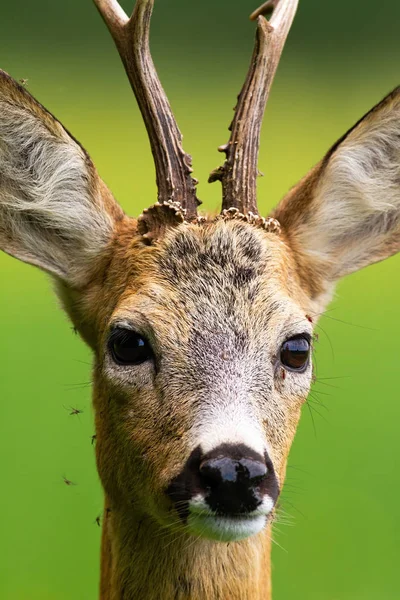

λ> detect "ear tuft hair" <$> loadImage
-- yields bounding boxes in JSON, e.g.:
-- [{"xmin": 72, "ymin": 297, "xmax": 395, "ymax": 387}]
[
  {"xmin": 0, "ymin": 70, "xmax": 123, "ymax": 285},
  {"xmin": 273, "ymin": 86, "xmax": 400, "ymax": 302}
]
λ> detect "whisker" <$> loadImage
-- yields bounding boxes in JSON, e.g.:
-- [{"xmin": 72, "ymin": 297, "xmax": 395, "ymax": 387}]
[
  {"xmin": 286, "ymin": 465, "xmax": 311, "ymax": 475},
  {"xmin": 314, "ymin": 322, "xmax": 335, "ymax": 363},
  {"xmin": 321, "ymin": 313, "xmax": 376, "ymax": 331},
  {"xmin": 183, "ymin": 531, "xmax": 203, "ymax": 552},
  {"xmin": 308, "ymin": 394, "xmax": 329, "ymax": 411},
  {"xmin": 305, "ymin": 401, "xmax": 318, "ymax": 438},
  {"xmin": 310, "ymin": 386, "xmax": 332, "ymax": 397},
  {"xmin": 278, "ymin": 498, "xmax": 306, "ymax": 519},
  {"xmin": 63, "ymin": 381, "xmax": 92, "ymax": 391},
  {"xmin": 313, "ymin": 379, "xmax": 342, "ymax": 390},
  {"xmin": 315, "ymin": 375, "xmax": 351, "ymax": 380},
  {"xmin": 72, "ymin": 359, "xmax": 93, "ymax": 366},
  {"xmin": 282, "ymin": 483, "xmax": 305, "ymax": 492},
  {"xmin": 270, "ymin": 534, "xmax": 288, "ymax": 554},
  {"xmin": 307, "ymin": 399, "xmax": 329, "ymax": 423}
]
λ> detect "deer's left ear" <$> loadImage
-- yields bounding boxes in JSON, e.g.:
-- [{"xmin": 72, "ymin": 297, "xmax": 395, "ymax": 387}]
[{"xmin": 272, "ymin": 87, "xmax": 400, "ymax": 299}]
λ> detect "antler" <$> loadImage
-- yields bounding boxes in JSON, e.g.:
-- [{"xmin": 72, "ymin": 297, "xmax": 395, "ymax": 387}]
[
  {"xmin": 93, "ymin": 0, "xmax": 200, "ymax": 218},
  {"xmin": 209, "ymin": 0, "xmax": 299, "ymax": 215}
]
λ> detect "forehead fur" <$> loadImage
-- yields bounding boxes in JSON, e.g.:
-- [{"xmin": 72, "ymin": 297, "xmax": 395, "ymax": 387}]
[
  {"xmin": 155, "ymin": 220, "xmax": 287, "ymax": 309},
  {"xmin": 159, "ymin": 220, "xmax": 276, "ymax": 285},
  {"xmin": 111, "ymin": 219, "xmax": 312, "ymax": 332}
]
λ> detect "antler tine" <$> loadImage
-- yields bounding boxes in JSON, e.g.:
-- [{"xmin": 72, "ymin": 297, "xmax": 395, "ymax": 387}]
[
  {"xmin": 209, "ymin": 0, "xmax": 299, "ymax": 215},
  {"xmin": 93, "ymin": 0, "xmax": 129, "ymax": 35},
  {"xmin": 93, "ymin": 0, "xmax": 200, "ymax": 218}
]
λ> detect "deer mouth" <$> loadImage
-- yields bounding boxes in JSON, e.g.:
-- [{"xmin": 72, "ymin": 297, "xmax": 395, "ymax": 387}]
[{"xmin": 186, "ymin": 495, "xmax": 275, "ymax": 542}]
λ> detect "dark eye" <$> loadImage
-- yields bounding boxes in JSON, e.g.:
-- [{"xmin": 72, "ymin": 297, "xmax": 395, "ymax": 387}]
[
  {"xmin": 109, "ymin": 328, "xmax": 153, "ymax": 365},
  {"xmin": 280, "ymin": 335, "xmax": 310, "ymax": 372}
]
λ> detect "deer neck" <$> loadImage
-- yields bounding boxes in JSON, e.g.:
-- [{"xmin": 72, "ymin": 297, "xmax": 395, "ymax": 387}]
[{"xmin": 99, "ymin": 498, "xmax": 272, "ymax": 600}]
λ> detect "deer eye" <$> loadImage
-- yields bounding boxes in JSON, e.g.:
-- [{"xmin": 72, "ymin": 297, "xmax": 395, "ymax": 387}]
[
  {"xmin": 280, "ymin": 335, "xmax": 310, "ymax": 372},
  {"xmin": 109, "ymin": 328, "xmax": 153, "ymax": 365}
]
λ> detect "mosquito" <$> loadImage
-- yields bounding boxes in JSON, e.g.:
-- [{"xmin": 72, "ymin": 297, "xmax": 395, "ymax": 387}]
[
  {"xmin": 62, "ymin": 476, "xmax": 77, "ymax": 487},
  {"xmin": 64, "ymin": 405, "xmax": 84, "ymax": 417}
]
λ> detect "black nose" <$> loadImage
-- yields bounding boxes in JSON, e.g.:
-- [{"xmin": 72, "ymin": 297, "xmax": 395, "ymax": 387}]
[
  {"xmin": 200, "ymin": 457, "xmax": 267, "ymax": 486},
  {"xmin": 199, "ymin": 445, "xmax": 274, "ymax": 516}
]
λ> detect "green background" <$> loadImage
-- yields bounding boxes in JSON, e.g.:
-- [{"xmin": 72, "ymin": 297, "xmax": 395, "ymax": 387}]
[{"xmin": 1, "ymin": 0, "xmax": 400, "ymax": 598}]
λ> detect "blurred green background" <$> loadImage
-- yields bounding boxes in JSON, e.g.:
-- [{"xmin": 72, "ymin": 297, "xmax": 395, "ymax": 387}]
[{"xmin": 1, "ymin": 0, "xmax": 400, "ymax": 598}]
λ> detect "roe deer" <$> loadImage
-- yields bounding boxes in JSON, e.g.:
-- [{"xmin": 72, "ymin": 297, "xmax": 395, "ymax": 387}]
[{"xmin": 1, "ymin": 0, "xmax": 399, "ymax": 598}]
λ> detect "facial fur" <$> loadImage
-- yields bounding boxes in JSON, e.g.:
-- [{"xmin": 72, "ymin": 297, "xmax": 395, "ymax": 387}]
[{"xmin": 63, "ymin": 218, "xmax": 315, "ymax": 541}]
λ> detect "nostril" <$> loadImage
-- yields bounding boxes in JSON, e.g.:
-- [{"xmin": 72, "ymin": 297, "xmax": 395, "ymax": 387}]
[
  {"xmin": 199, "ymin": 457, "xmax": 234, "ymax": 485},
  {"xmin": 200, "ymin": 457, "xmax": 267, "ymax": 487},
  {"xmin": 240, "ymin": 458, "xmax": 267, "ymax": 485}
]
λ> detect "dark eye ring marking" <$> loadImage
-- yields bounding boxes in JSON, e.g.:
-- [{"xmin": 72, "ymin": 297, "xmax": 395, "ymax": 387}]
[
  {"xmin": 108, "ymin": 327, "xmax": 154, "ymax": 366},
  {"xmin": 280, "ymin": 334, "xmax": 311, "ymax": 373}
]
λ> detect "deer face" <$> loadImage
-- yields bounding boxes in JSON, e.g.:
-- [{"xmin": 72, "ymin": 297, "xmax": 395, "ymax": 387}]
[{"xmin": 92, "ymin": 219, "xmax": 314, "ymax": 542}]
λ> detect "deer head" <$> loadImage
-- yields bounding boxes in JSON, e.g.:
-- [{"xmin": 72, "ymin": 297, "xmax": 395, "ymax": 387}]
[{"xmin": 1, "ymin": 0, "xmax": 399, "ymax": 597}]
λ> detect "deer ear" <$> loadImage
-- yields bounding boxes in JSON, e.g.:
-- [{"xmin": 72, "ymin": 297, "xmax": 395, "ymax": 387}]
[
  {"xmin": 0, "ymin": 70, "xmax": 124, "ymax": 286},
  {"xmin": 272, "ymin": 87, "xmax": 400, "ymax": 301}
]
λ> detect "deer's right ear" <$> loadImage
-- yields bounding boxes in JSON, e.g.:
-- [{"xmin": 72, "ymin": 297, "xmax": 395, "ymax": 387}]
[
  {"xmin": 0, "ymin": 70, "xmax": 124, "ymax": 286},
  {"xmin": 272, "ymin": 87, "xmax": 400, "ymax": 304}
]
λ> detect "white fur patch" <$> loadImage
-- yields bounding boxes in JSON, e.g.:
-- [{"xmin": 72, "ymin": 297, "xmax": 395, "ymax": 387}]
[
  {"xmin": 194, "ymin": 404, "xmax": 268, "ymax": 457},
  {"xmin": 188, "ymin": 513, "xmax": 267, "ymax": 542},
  {"xmin": 187, "ymin": 495, "xmax": 274, "ymax": 542}
]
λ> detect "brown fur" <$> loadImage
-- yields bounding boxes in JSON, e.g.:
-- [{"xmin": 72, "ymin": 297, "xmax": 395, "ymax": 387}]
[
  {"xmin": 57, "ymin": 218, "xmax": 312, "ymax": 600},
  {"xmin": 1, "ymin": 46, "xmax": 400, "ymax": 600}
]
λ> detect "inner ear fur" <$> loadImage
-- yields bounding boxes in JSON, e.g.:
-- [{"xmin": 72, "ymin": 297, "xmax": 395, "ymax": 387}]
[
  {"xmin": 0, "ymin": 69, "xmax": 124, "ymax": 286},
  {"xmin": 272, "ymin": 87, "xmax": 400, "ymax": 299}
]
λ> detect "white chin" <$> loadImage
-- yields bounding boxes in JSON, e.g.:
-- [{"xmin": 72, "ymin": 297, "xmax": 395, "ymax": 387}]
[{"xmin": 187, "ymin": 513, "xmax": 267, "ymax": 542}]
